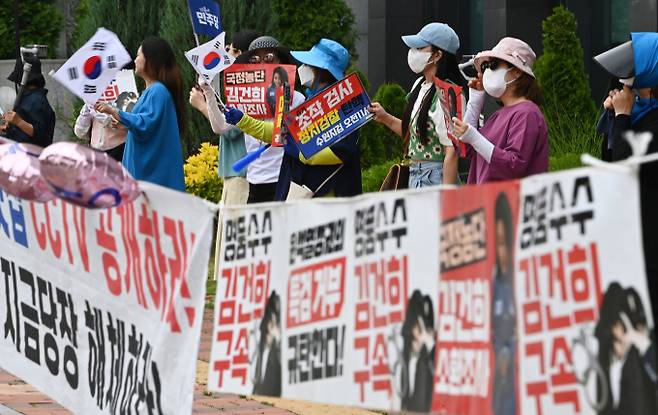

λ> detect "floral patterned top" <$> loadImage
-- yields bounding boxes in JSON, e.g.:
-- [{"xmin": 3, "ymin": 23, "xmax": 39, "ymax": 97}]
[{"xmin": 406, "ymin": 78, "xmax": 452, "ymax": 162}]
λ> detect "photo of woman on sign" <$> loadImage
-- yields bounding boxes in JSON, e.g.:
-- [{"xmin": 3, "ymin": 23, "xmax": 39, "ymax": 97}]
[
  {"xmin": 594, "ymin": 283, "xmax": 657, "ymax": 415},
  {"xmin": 266, "ymin": 66, "xmax": 289, "ymax": 115},
  {"xmin": 400, "ymin": 290, "xmax": 436, "ymax": 412},
  {"xmin": 492, "ymin": 192, "xmax": 517, "ymax": 415},
  {"xmin": 253, "ymin": 291, "xmax": 282, "ymax": 397}
]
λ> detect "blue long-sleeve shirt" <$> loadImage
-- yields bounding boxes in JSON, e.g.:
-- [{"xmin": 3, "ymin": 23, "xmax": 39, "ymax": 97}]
[{"xmin": 119, "ymin": 82, "xmax": 185, "ymax": 191}]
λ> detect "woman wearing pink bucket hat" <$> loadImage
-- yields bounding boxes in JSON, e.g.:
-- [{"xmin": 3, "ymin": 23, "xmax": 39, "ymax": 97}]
[{"xmin": 453, "ymin": 37, "xmax": 549, "ymax": 184}]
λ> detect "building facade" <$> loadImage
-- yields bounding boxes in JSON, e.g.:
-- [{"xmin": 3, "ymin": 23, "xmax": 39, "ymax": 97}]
[{"xmin": 347, "ymin": 0, "xmax": 658, "ymax": 102}]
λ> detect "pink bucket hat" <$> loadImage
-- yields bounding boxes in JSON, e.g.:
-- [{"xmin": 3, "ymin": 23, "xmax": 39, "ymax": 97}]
[{"xmin": 474, "ymin": 37, "xmax": 537, "ymax": 77}]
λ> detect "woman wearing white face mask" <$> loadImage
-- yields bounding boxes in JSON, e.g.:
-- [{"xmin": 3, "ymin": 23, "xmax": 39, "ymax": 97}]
[
  {"xmin": 369, "ymin": 22, "xmax": 465, "ymax": 187},
  {"xmin": 453, "ymin": 37, "xmax": 548, "ymax": 184}
]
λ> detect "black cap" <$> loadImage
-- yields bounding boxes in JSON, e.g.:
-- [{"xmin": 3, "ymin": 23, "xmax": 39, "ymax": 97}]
[
  {"xmin": 230, "ymin": 29, "xmax": 261, "ymax": 53},
  {"xmin": 593, "ymin": 40, "xmax": 635, "ymax": 79},
  {"xmin": 235, "ymin": 35, "xmax": 296, "ymax": 65},
  {"xmin": 7, "ymin": 54, "xmax": 45, "ymax": 85}
]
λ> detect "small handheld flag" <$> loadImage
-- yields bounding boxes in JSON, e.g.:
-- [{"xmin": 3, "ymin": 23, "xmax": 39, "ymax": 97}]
[
  {"xmin": 52, "ymin": 28, "xmax": 131, "ymax": 104},
  {"xmin": 185, "ymin": 32, "xmax": 234, "ymax": 82},
  {"xmin": 187, "ymin": 0, "xmax": 222, "ymax": 38}
]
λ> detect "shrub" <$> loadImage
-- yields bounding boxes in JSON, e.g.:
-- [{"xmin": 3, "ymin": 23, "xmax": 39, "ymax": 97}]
[
  {"xmin": 184, "ymin": 142, "xmax": 223, "ymax": 202},
  {"xmin": 534, "ymin": 5, "xmax": 599, "ymax": 156},
  {"xmin": 359, "ymin": 83, "xmax": 407, "ymax": 169},
  {"xmin": 362, "ymin": 160, "xmax": 395, "ymax": 193},
  {"xmin": 549, "ymin": 153, "xmax": 582, "ymax": 172},
  {"xmin": 0, "ymin": 0, "xmax": 63, "ymax": 59}
]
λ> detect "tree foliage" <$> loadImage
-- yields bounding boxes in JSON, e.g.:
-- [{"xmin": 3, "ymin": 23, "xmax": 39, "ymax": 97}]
[
  {"xmin": 534, "ymin": 5, "xmax": 598, "ymax": 155},
  {"xmin": 272, "ymin": 0, "xmax": 358, "ymax": 55},
  {"xmin": 0, "ymin": 0, "xmax": 63, "ymax": 59},
  {"xmin": 359, "ymin": 83, "xmax": 407, "ymax": 169},
  {"xmin": 219, "ymin": 0, "xmax": 278, "ymax": 36}
]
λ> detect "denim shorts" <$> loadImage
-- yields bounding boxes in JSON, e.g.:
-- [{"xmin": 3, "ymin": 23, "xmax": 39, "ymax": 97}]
[{"xmin": 408, "ymin": 161, "xmax": 444, "ymax": 188}]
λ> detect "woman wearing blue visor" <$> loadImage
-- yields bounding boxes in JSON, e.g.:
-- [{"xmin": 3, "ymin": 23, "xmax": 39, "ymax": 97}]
[
  {"xmin": 594, "ymin": 32, "xmax": 658, "ymax": 330},
  {"xmin": 224, "ymin": 39, "xmax": 361, "ymax": 200}
]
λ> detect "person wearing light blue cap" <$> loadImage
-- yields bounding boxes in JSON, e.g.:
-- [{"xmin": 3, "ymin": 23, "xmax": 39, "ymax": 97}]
[
  {"xmin": 223, "ymin": 38, "xmax": 362, "ymax": 201},
  {"xmin": 369, "ymin": 22, "xmax": 466, "ymax": 188}
]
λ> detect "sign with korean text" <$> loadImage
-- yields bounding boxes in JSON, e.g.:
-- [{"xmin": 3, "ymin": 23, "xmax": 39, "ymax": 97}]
[
  {"xmin": 208, "ymin": 167, "xmax": 656, "ymax": 414},
  {"xmin": 284, "ymin": 73, "xmax": 373, "ymax": 160},
  {"xmin": 0, "ymin": 182, "xmax": 215, "ymax": 414},
  {"xmin": 96, "ymin": 69, "xmax": 139, "ymax": 112},
  {"xmin": 434, "ymin": 78, "xmax": 467, "ymax": 158},
  {"xmin": 223, "ymin": 64, "xmax": 296, "ymax": 120}
]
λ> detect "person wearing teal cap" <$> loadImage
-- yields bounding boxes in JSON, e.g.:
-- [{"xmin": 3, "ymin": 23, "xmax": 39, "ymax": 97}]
[
  {"xmin": 223, "ymin": 38, "xmax": 362, "ymax": 201},
  {"xmin": 595, "ymin": 32, "xmax": 658, "ymax": 337},
  {"xmin": 368, "ymin": 22, "xmax": 466, "ymax": 187}
]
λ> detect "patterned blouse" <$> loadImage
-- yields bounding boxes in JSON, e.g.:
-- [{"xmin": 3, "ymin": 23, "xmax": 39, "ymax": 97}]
[{"xmin": 406, "ymin": 78, "xmax": 453, "ymax": 162}]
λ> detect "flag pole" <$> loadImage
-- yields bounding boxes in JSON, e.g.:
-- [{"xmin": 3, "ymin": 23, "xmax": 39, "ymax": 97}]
[{"xmin": 186, "ymin": 0, "xmax": 201, "ymax": 47}]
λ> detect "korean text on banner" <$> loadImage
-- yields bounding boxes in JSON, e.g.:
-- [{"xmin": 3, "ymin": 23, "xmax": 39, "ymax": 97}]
[
  {"xmin": 185, "ymin": 32, "xmax": 235, "ymax": 82},
  {"xmin": 224, "ymin": 64, "xmax": 297, "ymax": 120},
  {"xmin": 284, "ymin": 73, "xmax": 373, "ymax": 160},
  {"xmin": 208, "ymin": 166, "xmax": 656, "ymax": 415},
  {"xmin": 188, "ymin": 0, "xmax": 222, "ymax": 37},
  {"xmin": 208, "ymin": 188, "xmax": 441, "ymax": 412},
  {"xmin": 52, "ymin": 28, "xmax": 131, "ymax": 104},
  {"xmin": 0, "ymin": 182, "xmax": 215, "ymax": 414}
]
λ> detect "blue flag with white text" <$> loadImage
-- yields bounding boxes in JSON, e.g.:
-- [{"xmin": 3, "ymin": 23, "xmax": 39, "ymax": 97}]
[{"xmin": 188, "ymin": 0, "xmax": 222, "ymax": 37}]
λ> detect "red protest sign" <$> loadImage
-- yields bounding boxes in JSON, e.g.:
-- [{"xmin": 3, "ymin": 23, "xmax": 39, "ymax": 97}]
[
  {"xmin": 434, "ymin": 78, "xmax": 467, "ymax": 157},
  {"xmin": 224, "ymin": 64, "xmax": 296, "ymax": 119},
  {"xmin": 284, "ymin": 73, "xmax": 372, "ymax": 159}
]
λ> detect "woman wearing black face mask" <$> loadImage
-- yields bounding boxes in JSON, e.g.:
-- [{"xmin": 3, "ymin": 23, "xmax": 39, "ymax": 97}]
[
  {"xmin": 369, "ymin": 22, "xmax": 465, "ymax": 187},
  {"xmin": 1, "ymin": 54, "xmax": 55, "ymax": 147}
]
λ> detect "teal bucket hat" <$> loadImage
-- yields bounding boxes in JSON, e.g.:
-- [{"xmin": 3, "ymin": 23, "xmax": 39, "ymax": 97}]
[{"xmin": 291, "ymin": 38, "xmax": 350, "ymax": 82}]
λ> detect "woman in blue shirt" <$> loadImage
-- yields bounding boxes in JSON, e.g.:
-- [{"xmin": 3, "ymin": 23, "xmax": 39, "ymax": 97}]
[{"xmin": 96, "ymin": 36, "xmax": 186, "ymax": 191}]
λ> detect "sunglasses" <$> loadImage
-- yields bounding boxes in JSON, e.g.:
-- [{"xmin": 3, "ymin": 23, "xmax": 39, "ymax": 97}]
[
  {"xmin": 480, "ymin": 59, "xmax": 500, "ymax": 72},
  {"xmin": 250, "ymin": 52, "xmax": 276, "ymax": 64}
]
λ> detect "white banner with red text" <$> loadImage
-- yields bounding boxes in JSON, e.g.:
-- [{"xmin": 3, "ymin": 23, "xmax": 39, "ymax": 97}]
[
  {"xmin": 208, "ymin": 167, "xmax": 656, "ymax": 414},
  {"xmin": 0, "ymin": 182, "xmax": 215, "ymax": 414}
]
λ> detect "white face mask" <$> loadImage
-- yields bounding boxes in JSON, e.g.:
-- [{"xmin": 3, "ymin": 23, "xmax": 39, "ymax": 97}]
[
  {"xmin": 297, "ymin": 64, "xmax": 315, "ymax": 88},
  {"xmin": 483, "ymin": 67, "xmax": 516, "ymax": 98},
  {"xmin": 407, "ymin": 48, "xmax": 433, "ymax": 74}
]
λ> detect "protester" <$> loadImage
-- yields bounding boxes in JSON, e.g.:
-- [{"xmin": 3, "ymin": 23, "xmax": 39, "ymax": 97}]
[
  {"xmin": 224, "ymin": 38, "xmax": 361, "ymax": 200},
  {"xmin": 226, "ymin": 29, "xmax": 260, "ymax": 58},
  {"xmin": 593, "ymin": 32, "xmax": 658, "ymax": 328},
  {"xmin": 452, "ymin": 37, "xmax": 548, "ymax": 184},
  {"xmin": 368, "ymin": 22, "xmax": 464, "ymax": 186},
  {"xmin": 1, "ymin": 54, "xmax": 55, "ymax": 147},
  {"xmin": 233, "ymin": 36, "xmax": 302, "ymax": 203},
  {"xmin": 95, "ymin": 36, "xmax": 185, "ymax": 192}
]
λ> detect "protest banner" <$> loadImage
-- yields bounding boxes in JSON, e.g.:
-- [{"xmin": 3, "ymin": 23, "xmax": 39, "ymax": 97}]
[
  {"xmin": 52, "ymin": 28, "xmax": 132, "ymax": 104},
  {"xmin": 185, "ymin": 32, "xmax": 234, "ymax": 82},
  {"xmin": 223, "ymin": 64, "xmax": 297, "ymax": 120},
  {"xmin": 284, "ymin": 73, "xmax": 373, "ymax": 160},
  {"xmin": 209, "ymin": 167, "xmax": 656, "ymax": 414},
  {"xmin": 208, "ymin": 188, "xmax": 440, "ymax": 410},
  {"xmin": 434, "ymin": 78, "xmax": 467, "ymax": 158},
  {"xmin": 96, "ymin": 69, "xmax": 139, "ymax": 112},
  {"xmin": 0, "ymin": 182, "xmax": 215, "ymax": 414},
  {"xmin": 187, "ymin": 0, "xmax": 222, "ymax": 38}
]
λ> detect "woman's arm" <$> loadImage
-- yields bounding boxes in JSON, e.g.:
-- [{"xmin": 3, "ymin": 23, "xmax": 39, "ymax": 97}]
[
  {"xmin": 235, "ymin": 113, "xmax": 274, "ymax": 144},
  {"xmin": 200, "ymin": 85, "xmax": 232, "ymax": 135},
  {"xmin": 463, "ymin": 88, "xmax": 486, "ymax": 127},
  {"xmin": 74, "ymin": 105, "xmax": 93, "ymax": 139},
  {"xmin": 442, "ymin": 146, "xmax": 458, "ymax": 184},
  {"xmin": 368, "ymin": 102, "xmax": 403, "ymax": 136}
]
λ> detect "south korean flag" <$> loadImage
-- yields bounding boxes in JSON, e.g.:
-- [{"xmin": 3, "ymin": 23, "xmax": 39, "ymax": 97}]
[
  {"xmin": 184, "ymin": 32, "xmax": 235, "ymax": 82},
  {"xmin": 52, "ymin": 27, "xmax": 131, "ymax": 104}
]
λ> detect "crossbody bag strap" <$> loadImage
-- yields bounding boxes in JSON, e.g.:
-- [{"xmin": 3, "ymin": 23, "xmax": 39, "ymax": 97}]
[{"xmin": 312, "ymin": 163, "xmax": 344, "ymax": 196}]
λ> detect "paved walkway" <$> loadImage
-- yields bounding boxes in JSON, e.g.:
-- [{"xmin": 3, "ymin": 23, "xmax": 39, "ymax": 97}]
[{"xmin": 0, "ymin": 306, "xmax": 378, "ymax": 415}]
